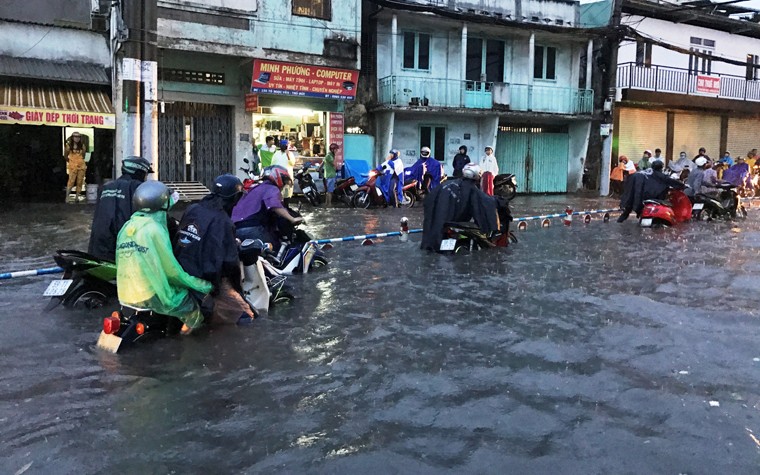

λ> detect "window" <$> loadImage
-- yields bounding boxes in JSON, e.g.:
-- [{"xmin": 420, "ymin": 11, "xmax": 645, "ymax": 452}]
[
  {"xmin": 160, "ymin": 68, "xmax": 225, "ymax": 85},
  {"xmin": 534, "ymin": 45, "xmax": 557, "ymax": 80},
  {"xmin": 420, "ymin": 126, "xmax": 446, "ymax": 161},
  {"xmin": 635, "ymin": 40, "xmax": 652, "ymax": 67},
  {"xmin": 747, "ymin": 54, "xmax": 759, "ymax": 81},
  {"xmin": 403, "ymin": 32, "xmax": 431, "ymax": 70},
  {"xmin": 466, "ymin": 38, "xmax": 505, "ymax": 82},
  {"xmin": 292, "ymin": 0, "xmax": 331, "ymax": 20}
]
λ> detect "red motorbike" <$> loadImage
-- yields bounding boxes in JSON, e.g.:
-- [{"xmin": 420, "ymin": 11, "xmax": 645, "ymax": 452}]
[
  {"xmin": 240, "ymin": 158, "xmax": 260, "ymax": 191},
  {"xmin": 639, "ymin": 189, "xmax": 693, "ymax": 227},
  {"xmin": 352, "ymin": 169, "xmax": 417, "ymax": 209},
  {"xmin": 332, "ymin": 175, "xmax": 358, "ymax": 206}
]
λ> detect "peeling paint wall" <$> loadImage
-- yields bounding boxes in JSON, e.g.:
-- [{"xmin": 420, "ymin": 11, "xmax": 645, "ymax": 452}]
[{"xmin": 0, "ymin": 21, "xmax": 109, "ymax": 65}]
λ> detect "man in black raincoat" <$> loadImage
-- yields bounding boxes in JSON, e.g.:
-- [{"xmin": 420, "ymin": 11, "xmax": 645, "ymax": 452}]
[
  {"xmin": 421, "ymin": 164, "xmax": 503, "ymax": 251},
  {"xmin": 88, "ymin": 156, "xmax": 152, "ymax": 261},
  {"xmin": 618, "ymin": 161, "xmax": 685, "ymax": 222}
]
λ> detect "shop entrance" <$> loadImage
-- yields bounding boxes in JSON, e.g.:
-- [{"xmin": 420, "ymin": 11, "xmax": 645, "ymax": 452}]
[
  {"xmin": 252, "ymin": 108, "xmax": 330, "ymax": 166},
  {"xmin": 158, "ymin": 102, "xmax": 233, "ymax": 188}
]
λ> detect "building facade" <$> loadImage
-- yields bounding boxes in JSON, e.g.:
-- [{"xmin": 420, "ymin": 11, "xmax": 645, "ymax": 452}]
[
  {"xmin": 365, "ymin": 0, "xmax": 595, "ymax": 193},
  {"xmin": 0, "ymin": 0, "xmax": 114, "ymax": 201}
]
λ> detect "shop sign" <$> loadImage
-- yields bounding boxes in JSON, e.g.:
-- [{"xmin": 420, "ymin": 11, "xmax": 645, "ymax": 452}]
[
  {"xmin": 251, "ymin": 60, "xmax": 358, "ymax": 100},
  {"xmin": 245, "ymin": 94, "xmax": 259, "ymax": 112},
  {"xmin": 329, "ymin": 113, "xmax": 344, "ymax": 163},
  {"xmin": 696, "ymin": 75, "xmax": 720, "ymax": 95},
  {"xmin": 0, "ymin": 106, "xmax": 115, "ymax": 129}
]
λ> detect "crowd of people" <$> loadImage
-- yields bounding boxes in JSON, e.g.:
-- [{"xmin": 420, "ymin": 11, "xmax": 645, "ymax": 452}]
[{"xmin": 613, "ymin": 146, "xmax": 759, "ymax": 222}]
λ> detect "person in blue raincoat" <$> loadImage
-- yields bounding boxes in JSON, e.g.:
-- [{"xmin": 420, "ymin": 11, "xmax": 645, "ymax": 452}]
[
  {"xmin": 377, "ymin": 149, "xmax": 405, "ymax": 207},
  {"xmin": 406, "ymin": 146, "xmax": 443, "ymax": 193}
]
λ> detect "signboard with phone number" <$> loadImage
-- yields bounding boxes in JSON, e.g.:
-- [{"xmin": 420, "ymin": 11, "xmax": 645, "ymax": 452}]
[{"xmin": 251, "ymin": 60, "xmax": 359, "ymax": 100}]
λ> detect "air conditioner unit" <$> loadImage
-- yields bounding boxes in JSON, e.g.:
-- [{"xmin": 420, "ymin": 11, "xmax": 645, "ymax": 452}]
[{"xmin": 492, "ymin": 83, "xmax": 509, "ymax": 106}]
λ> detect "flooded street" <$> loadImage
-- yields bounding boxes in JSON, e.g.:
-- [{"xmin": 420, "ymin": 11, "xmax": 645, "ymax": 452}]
[{"xmin": 1, "ymin": 196, "xmax": 760, "ymax": 474}]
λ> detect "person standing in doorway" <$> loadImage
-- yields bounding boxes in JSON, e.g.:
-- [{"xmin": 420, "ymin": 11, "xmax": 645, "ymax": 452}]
[
  {"xmin": 478, "ymin": 145, "xmax": 499, "ymax": 195},
  {"xmin": 271, "ymin": 138, "xmax": 295, "ymax": 204},
  {"xmin": 65, "ymin": 132, "xmax": 87, "ymax": 202}
]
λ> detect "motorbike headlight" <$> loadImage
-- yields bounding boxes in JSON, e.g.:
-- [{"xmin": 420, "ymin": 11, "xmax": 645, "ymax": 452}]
[{"xmin": 510, "ymin": 176, "xmax": 517, "ymax": 185}]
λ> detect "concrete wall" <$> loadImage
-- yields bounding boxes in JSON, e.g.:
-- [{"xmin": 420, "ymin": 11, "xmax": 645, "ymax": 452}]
[
  {"xmin": 0, "ymin": 0, "xmax": 92, "ymax": 27},
  {"xmin": 619, "ymin": 15, "xmax": 760, "ymax": 77},
  {"xmin": 568, "ymin": 120, "xmax": 591, "ymax": 191},
  {"xmin": 0, "ymin": 21, "xmax": 109, "ymax": 65},
  {"xmin": 400, "ymin": 0, "xmax": 577, "ymax": 23}
]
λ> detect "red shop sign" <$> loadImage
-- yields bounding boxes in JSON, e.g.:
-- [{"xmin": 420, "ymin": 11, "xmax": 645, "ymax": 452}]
[
  {"xmin": 251, "ymin": 59, "xmax": 358, "ymax": 100},
  {"xmin": 329, "ymin": 113, "xmax": 344, "ymax": 163},
  {"xmin": 244, "ymin": 94, "xmax": 259, "ymax": 112}
]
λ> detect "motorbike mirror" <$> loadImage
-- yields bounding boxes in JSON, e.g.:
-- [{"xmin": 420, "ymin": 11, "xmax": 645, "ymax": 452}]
[{"xmin": 243, "ymin": 158, "xmax": 250, "ymax": 164}]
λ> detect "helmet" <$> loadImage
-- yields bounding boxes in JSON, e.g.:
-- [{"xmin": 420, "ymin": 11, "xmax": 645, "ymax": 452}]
[
  {"xmin": 279, "ymin": 139, "xmax": 289, "ymax": 148},
  {"xmin": 420, "ymin": 146, "xmax": 431, "ymax": 157},
  {"xmin": 388, "ymin": 149, "xmax": 400, "ymax": 160},
  {"xmin": 462, "ymin": 164, "xmax": 482, "ymax": 181},
  {"xmin": 122, "ymin": 156, "xmax": 154, "ymax": 175},
  {"xmin": 262, "ymin": 165, "xmax": 292, "ymax": 189},
  {"xmin": 644, "ymin": 149, "xmax": 652, "ymax": 156},
  {"xmin": 133, "ymin": 181, "xmax": 171, "ymax": 213},
  {"xmin": 695, "ymin": 157, "xmax": 708, "ymax": 167},
  {"xmin": 213, "ymin": 174, "xmax": 243, "ymax": 199}
]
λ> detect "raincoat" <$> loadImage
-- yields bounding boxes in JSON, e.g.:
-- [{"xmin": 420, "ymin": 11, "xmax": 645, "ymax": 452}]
[
  {"xmin": 378, "ymin": 155, "xmax": 405, "ymax": 204},
  {"xmin": 88, "ymin": 173, "xmax": 142, "ymax": 261},
  {"xmin": 406, "ymin": 156, "xmax": 443, "ymax": 191},
  {"xmin": 116, "ymin": 210, "xmax": 212, "ymax": 329}
]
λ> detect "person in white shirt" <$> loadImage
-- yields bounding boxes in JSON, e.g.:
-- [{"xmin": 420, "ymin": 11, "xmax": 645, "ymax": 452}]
[
  {"xmin": 651, "ymin": 148, "xmax": 664, "ymax": 164},
  {"xmin": 271, "ymin": 139, "xmax": 296, "ymax": 202},
  {"xmin": 478, "ymin": 146, "xmax": 499, "ymax": 195}
]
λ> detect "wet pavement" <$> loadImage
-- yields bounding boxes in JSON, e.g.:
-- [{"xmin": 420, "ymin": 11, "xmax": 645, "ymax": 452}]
[{"xmin": 1, "ymin": 195, "xmax": 760, "ymax": 474}]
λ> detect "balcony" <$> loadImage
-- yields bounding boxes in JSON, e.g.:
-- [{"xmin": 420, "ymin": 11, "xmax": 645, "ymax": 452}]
[
  {"xmin": 378, "ymin": 75, "xmax": 593, "ymax": 114},
  {"xmin": 617, "ymin": 62, "xmax": 760, "ymax": 102}
]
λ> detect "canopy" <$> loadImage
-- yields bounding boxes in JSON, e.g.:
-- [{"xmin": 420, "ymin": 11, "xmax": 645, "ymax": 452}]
[{"xmin": 0, "ymin": 83, "xmax": 115, "ymax": 129}]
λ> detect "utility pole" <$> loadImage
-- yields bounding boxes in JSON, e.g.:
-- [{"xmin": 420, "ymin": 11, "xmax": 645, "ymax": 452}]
[
  {"xmin": 121, "ymin": 0, "xmax": 142, "ymax": 160},
  {"xmin": 599, "ymin": 0, "xmax": 624, "ymax": 196},
  {"xmin": 141, "ymin": 0, "xmax": 158, "ymax": 176}
]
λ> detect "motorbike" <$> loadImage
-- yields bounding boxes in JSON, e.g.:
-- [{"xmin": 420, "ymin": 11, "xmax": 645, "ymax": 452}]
[
  {"xmin": 239, "ymin": 238, "xmax": 294, "ymax": 313},
  {"xmin": 438, "ymin": 204, "xmax": 516, "ymax": 253},
  {"xmin": 96, "ymin": 305, "xmax": 183, "ymax": 353},
  {"xmin": 43, "ymin": 250, "xmax": 117, "ymax": 311},
  {"xmin": 352, "ymin": 169, "xmax": 416, "ymax": 209},
  {"xmin": 692, "ymin": 183, "xmax": 747, "ymax": 221},
  {"xmin": 493, "ymin": 173, "xmax": 518, "ymax": 200},
  {"xmin": 639, "ymin": 188, "xmax": 693, "ymax": 227},
  {"xmin": 332, "ymin": 175, "xmax": 358, "ymax": 206},
  {"xmin": 239, "ymin": 158, "xmax": 260, "ymax": 191},
  {"xmin": 294, "ymin": 162, "xmax": 321, "ymax": 206},
  {"xmin": 266, "ymin": 208, "xmax": 328, "ymax": 275}
]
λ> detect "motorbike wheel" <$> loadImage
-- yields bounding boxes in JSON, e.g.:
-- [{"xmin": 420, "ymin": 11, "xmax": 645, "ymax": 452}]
[
  {"xmin": 271, "ymin": 289, "xmax": 295, "ymax": 305},
  {"xmin": 307, "ymin": 190, "xmax": 321, "ymax": 206},
  {"xmin": 401, "ymin": 190, "xmax": 416, "ymax": 208},
  {"xmin": 310, "ymin": 256, "xmax": 328, "ymax": 269},
  {"xmin": 65, "ymin": 286, "xmax": 111, "ymax": 310},
  {"xmin": 738, "ymin": 205, "xmax": 748, "ymax": 219},
  {"xmin": 353, "ymin": 190, "xmax": 371, "ymax": 209}
]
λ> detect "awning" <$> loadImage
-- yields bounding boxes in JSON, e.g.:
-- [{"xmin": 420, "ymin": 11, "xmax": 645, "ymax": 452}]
[
  {"xmin": 0, "ymin": 83, "xmax": 115, "ymax": 129},
  {"xmin": 0, "ymin": 56, "xmax": 110, "ymax": 85}
]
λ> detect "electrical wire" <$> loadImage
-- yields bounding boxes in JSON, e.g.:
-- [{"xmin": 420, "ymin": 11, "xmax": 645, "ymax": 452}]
[{"xmin": 17, "ymin": 27, "xmax": 53, "ymax": 57}]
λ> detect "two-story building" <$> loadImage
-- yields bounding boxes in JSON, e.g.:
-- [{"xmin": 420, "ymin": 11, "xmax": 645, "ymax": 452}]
[
  {"xmin": 0, "ymin": 0, "xmax": 114, "ymax": 201},
  {"xmin": 583, "ymin": 0, "xmax": 760, "ymax": 170},
  {"xmin": 113, "ymin": 0, "xmax": 361, "ymax": 189},
  {"xmin": 365, "ymin": 0, "xmax": 596, "ymax": 193}
]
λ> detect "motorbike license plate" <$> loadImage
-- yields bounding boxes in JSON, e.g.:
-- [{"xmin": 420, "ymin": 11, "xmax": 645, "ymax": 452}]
[
  {"xmin": 350, "ymin": 184, "xmax": 358, "ymax": 191},
  {"xmin": 302, "ymin": 186, "xmax": 312, "ymax": 194},
  {"xmin": 440, "ymin": 239, "xmax": 456, "ymax": 251},
  {"xmin": 640, "ymin": 218, "xmax": 653, "ymax": 227},
  {"xmin": 375, "ymin": 187, "xmax": 383, "ymax": 196},
  {"xmin": 693, "ymin": 203, "xmax": 704, "ymax": 210},
  {"xmin": 43, "ymin": 279, "xmax": 73, "ymax": 296},
  {"xmin": 96, "ymin": 331, "xmax": 123, "ymax": 354}
]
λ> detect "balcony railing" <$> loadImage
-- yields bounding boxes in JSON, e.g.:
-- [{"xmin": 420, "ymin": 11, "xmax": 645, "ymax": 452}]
[
  {"xmin": 378, "ymin": 75, "xmax": 593, "ymax": 114},
  {"xmin": 617, "ymin": 62, "xmax": 760, "ymax": 102}
]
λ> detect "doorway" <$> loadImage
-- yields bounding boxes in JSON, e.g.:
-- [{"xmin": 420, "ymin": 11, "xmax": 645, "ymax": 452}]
[{"xmin": 420, "ymin": 125, "xmax": 446, "ymax": 160}]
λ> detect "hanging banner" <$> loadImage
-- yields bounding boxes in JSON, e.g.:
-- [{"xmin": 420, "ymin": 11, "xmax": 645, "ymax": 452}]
[
  {"xmin": 0, "ymin": 107, "xmax": 115, "ymax": 129},
  {"xmin": 329, "ymin": 113, "xmax": 344, "ymax": 162},
  {"xmin": 251, "ymin": 59, "xmax": 358, "ymax": 100},
  {"xmin": 696, "ymin": 75, "xmax": 720, "ymax": 95}
]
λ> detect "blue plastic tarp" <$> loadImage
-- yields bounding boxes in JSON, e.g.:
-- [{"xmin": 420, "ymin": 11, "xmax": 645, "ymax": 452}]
[{"xmin": 343, "ymin": 159, "xmax": 372, "ymax": 185}]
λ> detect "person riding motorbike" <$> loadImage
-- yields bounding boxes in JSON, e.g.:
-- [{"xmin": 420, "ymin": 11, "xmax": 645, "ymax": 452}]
[
  {"xmin": 618, "ymin": 161, "xmax": 685, "ymax": 222},
  {"xmin": 231, "ymin": 165, "xmax": 304, "ymax": 247},
  {"xmin": 175, "ymin": 174, "xmax": 254, "ymax": 325},
  {"xmin": 686, "ymin": 157, "xmax": 721, "ymax": 199},
  {"xmin": 377, "ymin": 149, "xmax": 405, "ymax": 207},
  {"xmin": 668, "ymin": 151, "xmax": 693, "ymax": 180},
  {"xmin": 407, "ymin": 146, "xmax": 443, "ymax": 193},
  {"xmin": 88, "ymin": 156, "xmax": 153, "ymax": 261},
  {"xmin": 116, "ymin": 181, "xmax": 212, "ymax": 335},
  {"xmin": 421, "ymin": 164, "xmax": 505, "ymax": 251}
]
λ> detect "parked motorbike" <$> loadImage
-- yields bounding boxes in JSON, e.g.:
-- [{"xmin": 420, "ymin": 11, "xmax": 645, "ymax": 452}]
[
  {"xmin": 353, "ymin": 169, "xmax": 416, "ymax": 209},
  {"xmin": 438, "ymin": 203, "xmax": 516, "ymax": 253},
  {"xmin": 332, "ymin": 175, "xmax": 358, "ymax": 206},
  {"xmin": 239, "ymin": 158, "xmax": 260, "ymax": 191},
  {"xmin": 43, "ymin": 250, "xmax": 117, "ymax": 311},
  {"xmin": 294, "ymin": 162, "xmax": 321, "ymax": 206},
  {"xmin": 639, "ymin": 188, "xmax": 693, "ymax": 228},
  {"xmin": 692, "ymin": 183, "xmax": 747, "ymax": 221},
  {"xmin": 493, "ymin": 173, "xmax": 518, "ymax": 200}
]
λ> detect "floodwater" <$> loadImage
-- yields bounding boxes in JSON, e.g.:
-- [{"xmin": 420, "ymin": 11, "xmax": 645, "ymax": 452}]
[{"xmin": 1, "ymin": 196, "xmax": 760, "ymax": 474}]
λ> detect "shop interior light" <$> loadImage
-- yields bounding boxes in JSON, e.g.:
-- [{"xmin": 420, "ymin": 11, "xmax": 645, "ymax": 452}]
[{"xmin": 270, "ymin": 107, "xmax": 314, "ymax": 116}]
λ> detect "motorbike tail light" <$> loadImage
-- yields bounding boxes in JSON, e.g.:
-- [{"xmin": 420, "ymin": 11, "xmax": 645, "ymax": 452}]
[
  {"xmin": 103, "ymin": 315, "xmax": 120, "ymax": 335},
  {"xmin": 135, "ymin": 322, "xmax": 145, "ymax": 335}
]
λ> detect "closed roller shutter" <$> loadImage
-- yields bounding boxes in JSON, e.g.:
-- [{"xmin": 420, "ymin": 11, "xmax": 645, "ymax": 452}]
[
  {"xmin": 618, "ymin": 108, "xmax": 667, "ymax": 163},
  {"xmin": 672, "ymin": 113, "xmax": 721, "ymax": 160},
  {"xmin": 727, "ymin": 117, "xmax": 760, "ymax": 159}
]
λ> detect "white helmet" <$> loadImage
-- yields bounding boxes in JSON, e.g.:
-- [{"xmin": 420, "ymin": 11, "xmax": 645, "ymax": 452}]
[
  {"xmin": 420, "ymin": 146, "xmax": 431, "ymax": 157},
  {"xmin": 695, "ymin": 157, "xmax": 708, "ymax": 167},
  {"xmin": 462, "ymin": 164, "xmax": 482, "ymax": 181}
]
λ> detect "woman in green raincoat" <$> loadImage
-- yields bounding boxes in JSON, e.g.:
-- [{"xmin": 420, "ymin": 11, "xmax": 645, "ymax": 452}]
[{"xmin": 116, "ymin": 181, "xmax": 212, "ymax": 334}]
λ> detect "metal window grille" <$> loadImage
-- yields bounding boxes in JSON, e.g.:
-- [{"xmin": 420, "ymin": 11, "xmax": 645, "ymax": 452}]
[{"xmin": 160, "ymin": 69, "xmax": 225, "ymax": 85}]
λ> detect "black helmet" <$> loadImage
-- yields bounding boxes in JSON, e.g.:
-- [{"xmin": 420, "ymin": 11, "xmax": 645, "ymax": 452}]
[
  {"xmin": 133, "ymin": 181, "xmax": 171, "ymax": 213},
  {"xmin": 122, "ymin": 156, "xmax": 154, "ymax": 175},
  {"xmin": 213, "ymin": 174, "xmax": 243, "ymax": 199}
]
